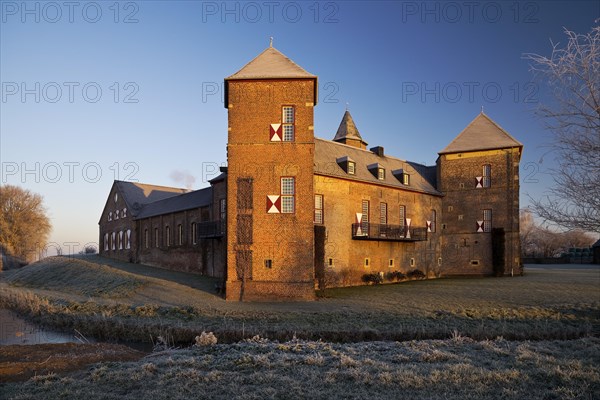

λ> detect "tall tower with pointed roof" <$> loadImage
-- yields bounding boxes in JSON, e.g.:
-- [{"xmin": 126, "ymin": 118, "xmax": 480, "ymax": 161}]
[
  {"xmin": 223, "ymin": 44, "xmax": 318, "ymax": 301},
  {"xmin": 332, "ymin": 110, "xmax": 368, "ymax": 149},
  {"xmin": 437, "ymin": 112, "xmax": 523, "ymax": 276}
]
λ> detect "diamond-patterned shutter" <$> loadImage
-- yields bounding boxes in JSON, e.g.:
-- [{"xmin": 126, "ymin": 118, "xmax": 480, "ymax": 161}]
[
  {"xmin": 475, "ymin": 177, "xmax": 484, "ymax": 188},
  {"xmin": 266, "ymin": 195, "xmax": 281, "ymax": 213},
  {"xmin": 476, "ymin": 220, "xmax": 484, "ymax": 232},
  {"xmin": 405, "ymin": 218, "xmax": 412, "ymax": 238},
  {"xmin": 270, "ymin": 123, "xmax": 282, "ymax": 141},
  {"xmin": 426, "ymin": 220, "xmax": 432, "ymax": 232}
]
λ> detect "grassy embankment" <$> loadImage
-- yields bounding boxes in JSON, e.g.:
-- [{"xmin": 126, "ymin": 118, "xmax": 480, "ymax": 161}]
[
  {"xmin": 0, "ymin": 256, "xmax": 598, "ymax": 343},
  {"xmin": 1, "ymin": 257, "xmax": 599, "ymax": 399}
]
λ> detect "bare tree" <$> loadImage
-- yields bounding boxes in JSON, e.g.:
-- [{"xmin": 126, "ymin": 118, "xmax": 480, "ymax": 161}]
[
  {"xmin": 0, "ymin": 185, "xmax": 52, "ymax": 263},
  {"xmin": 524, "ymin": 26, "xmax": 600, "ymax": 233}
]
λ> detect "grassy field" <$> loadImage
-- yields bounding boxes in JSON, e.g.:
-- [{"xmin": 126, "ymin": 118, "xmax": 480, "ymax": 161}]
[
  {"xmin": 0, "ymin": 257, "xmax": 599, "ymax": 399},
  {"xmin": 0, "ymin": 256, "xmax": 598, "ymax": 343},
  {"xmin": 2, "ymin": 337, "xmax": 599, "ymax": 399}
]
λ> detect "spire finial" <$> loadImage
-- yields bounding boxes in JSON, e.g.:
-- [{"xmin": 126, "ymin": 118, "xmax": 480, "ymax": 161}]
[
  {"xmin": 346, "ymin": 102, "xmax": 350, "ymax": 111},
  {"xmin": 269, "ymin": 37, "xmax": 273, "ymax": 47},
  {"xmin": 481, "ymin": 105, "xmax": 484, "ymax": 114}
]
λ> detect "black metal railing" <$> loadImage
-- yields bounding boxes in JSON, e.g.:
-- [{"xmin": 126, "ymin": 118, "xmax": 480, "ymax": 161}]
[
  {"xmin": 351, "ymin": 223, "xmax": 427, "ymax": 241},
  {"xmin": 197, "ymin": 221, "xmax": 225, "ymax": 238}
]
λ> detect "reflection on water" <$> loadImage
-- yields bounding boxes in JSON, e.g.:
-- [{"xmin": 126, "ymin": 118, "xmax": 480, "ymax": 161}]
[{"xmin": 0, "ymin": 309, "xmax": 84, "ymax": 345}]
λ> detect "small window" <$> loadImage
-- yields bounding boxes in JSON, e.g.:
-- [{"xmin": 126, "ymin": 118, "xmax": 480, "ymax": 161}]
[
  {"xmin": 328, "ymin": 258, "xmax": 334, "ymax": 267},
  {"xmin": 114, "ymin": 193, "xmax": 118, "ymax": 203},
  {"xmin": 125, "ymin": 230, "xmax": 131, "ymax": 249},
  {"xmin": 191, "ymin": 222, "xmax": 197, "ymax": 245},
  {"xmin": 348, "ymin": 161, "xmax": 355, "ymax": 175},
  {"xmin": 402, "ymin": 173, "xmax": 410, "ymax": 185},
  {"xmin": 378, "ymin": 168, "xmax": 385, "ymax": 180},
  {"xmin": 122, "ymin": 208, "xmax": 127, "ymax": 218},
  {"xmin": 104, "ymin": 233, "xmax": 109, "ymax": 251},
  {"xmin": 118, "ymin": 231, "xmax": 123, "ymax": 250},
  {"xmin": 282, "ymin": 106, "xmax": 295, "ymax": 141},
  {"xmin": 399, "ymin": 205, "xmax": 406, "ymax": 227},
  {"xmin": 281, "ymin": 177, "xmax": 295, "ymax": 213},
  {"xmin": 144, "ymin": 229, "xmax": 148, "ymax": 249},
  {"xmin": 177, "ymin": 224, "xmax": 183, "ymax": 245},
  {"xmin": 458, "ymin": 215, "xmax": 464, "ymax": 221},
  {"xmin": 115, "ymin": 210, "xmax": 119, "ymax": 220},
  {"xmin": 483, "ymin": 164, "xmax": 491, "ymax": 188},
  {"xmin": 380, "ymin": 202, "xmax": 387, "ymax": 225},
  {"xmin": 448, "ymin": 206, "xmax": 453, "ymax": 212},
  {"xmin": 154, "ymin": 228, "xmax": 159, "ymax": 248},
  {"xmin": 389, "ymin": 259, "xmax": 394, "ymax": 268},
  {"xmin": 410, "ymin": 258, "xmax": 415, "ymax": 267},
  {"xmin": 314, "ymin": 194, "xmax": 324, "ymax": 224},
  {"xmin": 165, "ymin": 226, "xmax": 171, "ymax": 247},
  {"xmin": 265, "ymin": 259, "xmax": 273, "ymax": 269},
  {"xmin": 471, "ymin": 260, "xmax": 480, "ymax": 266},
  {"xmin": 364, "ymin": 258, "xmax": 370, "ymax": 267},
  {"xmin": 108, "ymin": 212, "xmax": 113, "ymax": 222},
  {"xmin": 483, "ymin": 209, "xmax": 492, "ymax": 232},
  {"xmin": 459, "ymin": 182, "xmax": 465, "ymax": 189},
  {"xmin": 438, "ymin": 257, "xmax": 442, "ymax": 266}
]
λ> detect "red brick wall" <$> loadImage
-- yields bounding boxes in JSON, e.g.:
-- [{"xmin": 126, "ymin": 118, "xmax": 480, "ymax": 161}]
[{"xmin": 225, "ymin": 78, "xmax": 316, "ymax": 301}]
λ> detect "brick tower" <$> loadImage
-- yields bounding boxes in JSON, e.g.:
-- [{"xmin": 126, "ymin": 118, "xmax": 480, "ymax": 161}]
[
  {"xmin": 223, "ymin": 43, "xmax": 318, "ymax": 301},
  {"xmin": 437, "ymin": 112, "xmax": 523, "ymax": 276}
]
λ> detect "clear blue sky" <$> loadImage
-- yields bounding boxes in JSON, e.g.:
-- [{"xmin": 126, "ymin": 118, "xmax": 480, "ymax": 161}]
[{"xmin": 1, "ymin": 1, "xmax": 598, "ymax": 254}]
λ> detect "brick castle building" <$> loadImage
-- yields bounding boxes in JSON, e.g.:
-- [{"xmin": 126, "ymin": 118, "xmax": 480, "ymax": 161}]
[{"xmin": 99, "ymin": 44, "xmax": 523, "ymax": 301}]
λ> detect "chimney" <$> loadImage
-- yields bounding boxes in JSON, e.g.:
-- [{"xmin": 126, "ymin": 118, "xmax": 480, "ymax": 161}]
[{"xmin": 370, "ymin": 146, "xmax": 384, "ymax": 157}]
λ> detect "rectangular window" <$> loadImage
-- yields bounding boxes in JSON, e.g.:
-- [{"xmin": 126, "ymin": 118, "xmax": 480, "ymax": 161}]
[
  {"xmin": 348, "ymin": 161, "xmax": 355, "ymax": 175},
  {"xmin": 483, "ymin": 209, "xmax": 492, "ymax": 232},
  {"xmin": 389, "ymin": 259, "xmax": 394, "ymax": 268},
  {"xmin": 104, "ymin": 233, "xmax": 109, "ymax": 251},
  {"xmin": 282, "ymin": 106, "xmax": 295, "ymax": 141},
  {"xmin": 281, "ymin": 177, "xmax": 295, "ymax": 213},
  {"xmin": 220, "ymin": 198, "xmax": 227, "ymax": 234},
  {"xmin": 483, "ymin": 164, "xmax": 491, "ymax": 188},
  {"xmin": 165, "ymin": 226, "xmax": 171, "ymax": 247},
  {"xmin": 361, "ymin": 200, "xmax": 369, "ymax": 235},
  {"xmin": 314, "ymin": 194, "xmax": 324, "ymax": 224},
  {"xmin": 402, "ymin": 173, "xmax": 410, "ymax": 185},
  {"xmin": 118, "ymin": 231, "xmax": 123, "ymax": 250},
  {"xmin": 144, "ymin": 229, "xmax": 148, "ymax": 249},
  {"xmin": 364, "ymin": 258, "xmax": 370, "ymax": 267},
  {"xmin": 191, "ymin": 222, "xmax": 197, "ymax": 245},
  {"xmin": 154, "ymin": 228, "xmax": 159, "ymax": 248},
  {"xmin": 399, "ymin": 205, "xmax": 406, "ymax": 226},
  {"xmin": 430, "ymin": 210, "xmax": 436, "ymax": 233},
  {"xmin": 380, "ymin": 202, "xmax": 387, "ymax": 225},
  {"xmin": 328, "ymin": 258, "xmax": 334, "ymax": 267},
  {"xmin": 264, "ymin": 259, "xmax": 273, "ymax": 269},
  {"xmin": 125, "ymin": 230, "xmax": 131, "ymax": 250},
  {"xmin": 378, "ymin": 168, "xmax": 385, "ymax": 180},
  {"xmin": 177, "ymin": 224, "xmax": 183, "ymax": 245}
]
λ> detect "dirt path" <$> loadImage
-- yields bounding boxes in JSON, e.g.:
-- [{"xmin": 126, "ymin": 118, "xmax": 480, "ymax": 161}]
[{"xmin": 0, "ymin": 343, "xmax": 146, "ymax": 382}]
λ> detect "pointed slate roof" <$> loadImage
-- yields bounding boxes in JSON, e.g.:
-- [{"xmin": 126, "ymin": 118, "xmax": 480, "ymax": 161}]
[
  {"xmin": 333, "ymin": 110, "xmax": 368, "ymax": 146},
  {"xmin": 439, "ymin": 112, "xmax": 523, "ymax": 154},
  {"xmin": 224, "ymin": 44, "xmax": 318, "ymax": 106},
  {"xmin": 226, "ymin": 46, "xmax": 316, "ymax": 80}
]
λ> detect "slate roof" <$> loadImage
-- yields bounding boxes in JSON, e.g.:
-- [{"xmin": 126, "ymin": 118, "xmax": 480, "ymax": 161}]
[
  {"xmin": 333, "ymin": 110, "xmax": 368, "ymax": 146},
  {"xmin": 226, "ymin": 46, "xmax": 317, "ymax": 80},
  {"xmin": 224, "ymin": 45, "xmax": 318, "ymax": 106},
  {"xmin": 115, "ymin": 181, "xmax": 189, "ymax": 217},
  {"xmin": 439, "ymin": 112, "xmax": 523, "ymax": 154},
  {"xmin": 314, "ymin": 138, "xmax": 441, "ymax": 196},
  {"xmin": 135, "ymin": 187, "xmax": 213, "ymax": 219}
]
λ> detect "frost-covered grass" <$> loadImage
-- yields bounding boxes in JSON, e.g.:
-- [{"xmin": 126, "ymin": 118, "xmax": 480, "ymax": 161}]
[
  {"xmin": 2, "ymin": 337, "xmax": 599, "ymax": 400},
  {"xmin": 0, "ymin": 258, "xmax": 598, "ymax": 343}
]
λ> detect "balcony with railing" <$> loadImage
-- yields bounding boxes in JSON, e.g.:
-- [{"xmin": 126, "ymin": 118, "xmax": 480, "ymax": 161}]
[
  {"xmin": 197, "ymin": 221, "xmax": 225, "ymax": 239},
  {"xmin": 351, "ymin": 223, "xmax": 427, "ymax": 242}
]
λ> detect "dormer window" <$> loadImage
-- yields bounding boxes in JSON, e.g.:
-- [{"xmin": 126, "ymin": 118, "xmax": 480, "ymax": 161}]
[
  {"xmin": 367, "ymin": 163, "xmax": 384, "ymax": 180},
  {"xmin": 402, "ymin": 173, "xmax": 410, "ymax": 185},
  {"xmin": 108, "ymin": 212, "xmax": 113, "ymax": 221},
  {"xmin": 348, "ymin": 161, "xmax": 355, "ymax": 175},
  {"xmin": 392, "ymin": 169, "xmax": 410, "ymax": 185},
  {"xmin": 122, "ymin": 208, "xmax": 127, "ymax": 218},
  {"xmin": 336, "ymin": 156, "xmax": 356, "ymax": 175}
]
